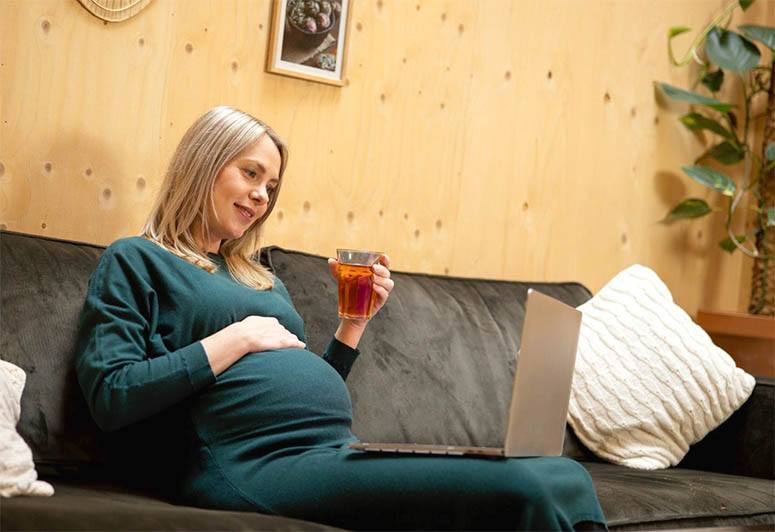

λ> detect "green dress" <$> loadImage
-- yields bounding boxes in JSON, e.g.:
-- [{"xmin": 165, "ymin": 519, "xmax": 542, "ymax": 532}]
[{"xmin": 75, "ymin": 237, "xmax": 607, "ymax": 531}]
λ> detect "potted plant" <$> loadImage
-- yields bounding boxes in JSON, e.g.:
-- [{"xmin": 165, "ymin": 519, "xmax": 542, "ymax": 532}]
[{"xmin": 656, "ymin": 0, "xmax": 774, "ymax": 376}]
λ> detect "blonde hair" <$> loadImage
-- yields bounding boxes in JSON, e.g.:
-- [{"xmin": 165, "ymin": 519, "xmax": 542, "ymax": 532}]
[{"xmin": 141, "ymin": 106, "xmax": 289, "ymax": 290}]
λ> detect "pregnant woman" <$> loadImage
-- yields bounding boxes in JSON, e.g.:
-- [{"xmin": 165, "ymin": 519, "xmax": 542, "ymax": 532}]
[{"xmin": 75, "ymin": 105, "xmax": 607, "ymax": 531}]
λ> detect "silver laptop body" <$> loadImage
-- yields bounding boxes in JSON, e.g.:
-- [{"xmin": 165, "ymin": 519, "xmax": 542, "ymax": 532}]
[{"xmin": 348, "ymin": 288, "xmax": 582, "ymax": 458}]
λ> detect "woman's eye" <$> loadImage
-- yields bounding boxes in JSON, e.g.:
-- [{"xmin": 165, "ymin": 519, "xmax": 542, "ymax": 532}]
[{"xmin": 244, "ymin": 169, "xmax": 257, "ymax": 178}]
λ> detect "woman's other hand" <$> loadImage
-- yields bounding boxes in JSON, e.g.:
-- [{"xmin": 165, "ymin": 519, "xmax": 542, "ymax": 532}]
[
  {"xmin": 327, "ymin": 255, "xmax": 394, "ymax": 349},
  {"xmin": 201, "ymin": 316, "xmax": 305, "ymax": 377},
  {"xmin": 367, "ymin": 256, "xmax": 394, "ymax": 318},
  {"xmin": 327, "ymin": 255, "xmax": 394, "ymax": 323}
]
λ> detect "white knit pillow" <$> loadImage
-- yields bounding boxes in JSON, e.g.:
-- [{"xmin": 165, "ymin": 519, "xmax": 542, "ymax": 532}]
[
  {"xmin": 0, "ymin": 359, "xmax": 54, "ymax": 497},
  {"xmin": 568, "ymin": 265, "xmax": 756, "ymax": 470}
]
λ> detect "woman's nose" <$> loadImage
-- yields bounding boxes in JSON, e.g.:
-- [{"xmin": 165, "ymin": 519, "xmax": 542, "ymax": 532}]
[{"xmin": 250, "ymin": 188, "xmax": 268, "ymax": 203}]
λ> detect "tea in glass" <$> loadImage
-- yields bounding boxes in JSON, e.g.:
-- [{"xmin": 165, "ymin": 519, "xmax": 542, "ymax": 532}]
[{"xmin": 336, "ymin": 249, "xmax": 384, "ymax": 319}]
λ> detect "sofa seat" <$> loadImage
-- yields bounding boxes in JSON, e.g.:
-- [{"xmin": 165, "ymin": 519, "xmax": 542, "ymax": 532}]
[
  {"xmin": 4, "ymin": 466, "xmax": 773, "ymax": 531},
  {"xmin": 585, "ymin": 462, "xmax": 775, "ymax": 529},
  {"xmin": 1, "ymin": 480, "xmax": 344, "ymax": 531}
]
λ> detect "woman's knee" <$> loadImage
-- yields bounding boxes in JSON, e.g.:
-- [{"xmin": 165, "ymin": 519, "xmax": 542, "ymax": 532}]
[{"xmin": 500, "ymin": 458, "xmax": 593, "ymax": 507}]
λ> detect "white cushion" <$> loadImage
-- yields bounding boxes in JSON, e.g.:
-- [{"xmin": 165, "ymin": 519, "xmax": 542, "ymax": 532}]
[
  {"xmin": 0, "ymin": 359, "xmax": 54, "ymax": 497},
  {"xmin": 567, "ymin": 264, "xmax": 756, "ymax": 470}
]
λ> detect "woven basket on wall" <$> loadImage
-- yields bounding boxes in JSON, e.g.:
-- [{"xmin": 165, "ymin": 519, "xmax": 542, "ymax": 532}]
[{"xmin": 77, "ymin": 0, "xmax": 153, "ymax": 23}]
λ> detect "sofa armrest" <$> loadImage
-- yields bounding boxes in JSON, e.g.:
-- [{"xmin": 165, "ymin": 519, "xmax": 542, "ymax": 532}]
[{"xmin": 677, "ymin": 376, "xmax": 774, "ymax": 479}]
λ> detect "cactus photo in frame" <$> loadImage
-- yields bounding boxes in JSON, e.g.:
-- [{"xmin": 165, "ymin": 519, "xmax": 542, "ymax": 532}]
[{"xmin": 266, "ymin": 0, "xmax": 352, "ymax": 86}]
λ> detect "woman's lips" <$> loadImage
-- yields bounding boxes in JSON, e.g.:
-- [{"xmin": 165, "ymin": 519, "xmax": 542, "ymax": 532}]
[{"xmin": 235, "ymin": 204, "xmax": 254, "ymax": 221}]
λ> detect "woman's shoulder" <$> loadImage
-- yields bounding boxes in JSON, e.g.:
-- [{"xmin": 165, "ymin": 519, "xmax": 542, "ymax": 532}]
[
  {"xmin": 269, "ymin": 271, "xmax": 292, "ymax": 297},
  {"xmin": 92, "ymin": 237, "xmax": 194, "ymax": 289},
  {"xmin": 85, "ymin": 238, "xmax": 158, "ymax": 292},
  {"xmin": 271, "ymin": 271, "xmax": 287, "ymax": 288},
  {"xmin": 103, "ymin": 236, "xmax": 162, "ymax": 261},
  {"xmin": 98, "ymin": 237, "xmax": 185, "ymax": 275}
]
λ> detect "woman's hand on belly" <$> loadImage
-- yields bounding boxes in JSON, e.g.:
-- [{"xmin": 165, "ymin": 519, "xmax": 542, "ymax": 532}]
[
  {"xmin": 201, "ymin": 316, "xmax": 306, "ymax": 377},
  {"xmin": 238, "ymin": 316, "xmax": 306, "ymax": 352}
]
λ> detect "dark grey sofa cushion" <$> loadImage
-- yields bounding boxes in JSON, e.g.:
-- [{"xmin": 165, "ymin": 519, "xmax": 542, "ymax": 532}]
[
  {"xmin": 585, "ymin": 462, "xmax": 775, "ymax": 528},
  {"xmin": 678, "ymin": 377, "xmax": 774, "ymax": 480},
  {"xmin": 0, "ymin": 480, "xmax": 343, "ymax": 531},
  {"xmin": 1, "ymin": 232, "xmax": 107, "ymax": 470}
]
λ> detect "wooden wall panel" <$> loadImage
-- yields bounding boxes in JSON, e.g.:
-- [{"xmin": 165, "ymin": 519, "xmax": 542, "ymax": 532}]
[{"xmin": 1, "ymin": 0, "xmax": 773, "ymax": 317}]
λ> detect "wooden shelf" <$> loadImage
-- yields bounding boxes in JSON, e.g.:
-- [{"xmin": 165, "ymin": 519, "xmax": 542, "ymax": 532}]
[
  {"xmin": 696, "ymin": 310, "xmax": 775, "ymax": 340},
  {"xmin": 696, "ymin": 310, "xmax": 775, "ymax": 378}
]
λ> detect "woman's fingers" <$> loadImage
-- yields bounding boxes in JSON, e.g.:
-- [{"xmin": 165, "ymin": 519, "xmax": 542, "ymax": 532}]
[
  {"xmin": 327, "ymin": 258, "xmax": 339, "ymax": 278},
  {"xmin": 290, "ymin": 338, "xmax": 306, "ymax": 348},
  {"xmin": 372, "ymin": 263, "xmax": 391, "ymax": 279},
  {"xmin": 240, "ymin": 315, "xmax": 306, "ymax": 351},
  {"xmin": 278, "ymin": 334, "xmax": 304, "ymax": 348},
  {"xmin": 373, "ymin": 285, "xmax": 389, "ymax": 300},
  {"xmin": 372, "ymin": 275, "xmax": 394, "ymax": 291},
  {"xmin": 372, "ymin": 266, "xmax": 394, "ymax": 311},
  {"xmin": 288, "ymin": 333, "xmax": 304, "ymax": 347}
]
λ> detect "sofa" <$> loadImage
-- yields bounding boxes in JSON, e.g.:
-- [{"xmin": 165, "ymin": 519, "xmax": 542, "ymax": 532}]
[{"xmin": 1, "ymin": 229, "xmax": 773, "ymax": 531}]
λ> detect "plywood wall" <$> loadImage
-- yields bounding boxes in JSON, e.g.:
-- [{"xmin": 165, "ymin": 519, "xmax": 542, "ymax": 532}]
[{"xmin": 1, "ymin": 0, "xmax": 773, "ymax": 317}]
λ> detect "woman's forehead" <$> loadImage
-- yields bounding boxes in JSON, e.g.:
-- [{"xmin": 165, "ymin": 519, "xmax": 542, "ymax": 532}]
[{"xmin": 234, "ymin": 138, "xmax": 282, "ymax": 179}]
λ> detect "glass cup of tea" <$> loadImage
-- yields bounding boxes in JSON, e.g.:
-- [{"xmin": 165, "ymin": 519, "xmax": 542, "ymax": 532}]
[{"xmin": 336, "ymin": 249, "xmax": 385, "ymax": 320}]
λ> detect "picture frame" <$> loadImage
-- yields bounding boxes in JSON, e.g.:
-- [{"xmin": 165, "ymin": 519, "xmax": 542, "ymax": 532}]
[{"xmin": 266, "ymin": 0, "xmax": 352, "ymax": 87}]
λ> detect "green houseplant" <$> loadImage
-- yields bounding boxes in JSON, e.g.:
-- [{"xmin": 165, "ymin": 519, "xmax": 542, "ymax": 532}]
[{"xmin": 657, "ymin": 0, "xmax": 775, "ymax": 316}]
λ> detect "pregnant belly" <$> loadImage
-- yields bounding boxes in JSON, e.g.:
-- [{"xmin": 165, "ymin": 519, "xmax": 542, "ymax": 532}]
[{"xmin": 187, "ymin": 348, "xmax": 355, "ymax": 450}]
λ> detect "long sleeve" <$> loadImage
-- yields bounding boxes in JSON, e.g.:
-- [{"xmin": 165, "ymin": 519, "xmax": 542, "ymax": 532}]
[
  {"xmin": 323, "ymin": 337, "xmax": 360, "ymax": 380},
  {"xmin": 75, "ymin": 246, "xmax": 215, "ymax": 432}
]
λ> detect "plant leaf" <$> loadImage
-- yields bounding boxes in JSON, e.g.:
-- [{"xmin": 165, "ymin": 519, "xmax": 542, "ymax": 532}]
[
  {"xmin": 768, "ymin": 207, "xmax": 775, "ymax": 226},
  {"xmin": 739, "ymin": 24, "xmax": 775, "ymax": 50},
  {"xmin": 766, "ymin": 142, "xmax": 775, "ymax": 161},
  {"xmin": 719, "ymin": 235, "xmax": 747, "ymax": 253},
  {"xmin": 657, "ymin": 82, "xmax": 735, "ymax": 112},
  {"xmin": 706, "ymin": 28, "xmax": 761, "ymax": 73},
  {"xmin": 669, "ymin": 26, "xmax": 692, "ymax": 38},
  {"xmin": 695, "ymin": 141, "xmax": 744, "ymax": 165},
  {"xmin": 680, "ymin": 112, "xmax": 736, "ymax": 142},
  {"xmin": 661, "ymin": 198, "xmax": 712, "ymax": 223},
  {"xmin": 739, "ymin": 0, "xmax": 755, "ymax": 10},
  {"xmin": 701, "ymin": 69, "xmax": 724, "ymax": 92},
  {"xmin": 681, "ymin": 165, "xmax": 737, "ymax": 196}
]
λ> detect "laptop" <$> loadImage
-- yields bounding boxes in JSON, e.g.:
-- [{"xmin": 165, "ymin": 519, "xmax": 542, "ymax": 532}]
[{"xmin": 348, "ymin": 288, "xmax": 582, "ymax": 458}]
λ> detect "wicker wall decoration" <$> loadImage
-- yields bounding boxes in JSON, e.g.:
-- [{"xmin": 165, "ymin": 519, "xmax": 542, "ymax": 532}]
[{"xmin": 76, "ymin": 0, "xmax": 153, "ymax": 23}]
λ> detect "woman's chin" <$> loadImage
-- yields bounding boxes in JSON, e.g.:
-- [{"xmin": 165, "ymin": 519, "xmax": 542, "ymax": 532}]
[{"xmin": 228, "ymin": 224, "xmax": 248, "ymax": 239}]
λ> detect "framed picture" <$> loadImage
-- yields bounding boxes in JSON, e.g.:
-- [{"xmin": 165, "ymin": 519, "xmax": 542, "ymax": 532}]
[{"xmin": 266, "ymin": 0, "xmax": 352, "ymax": 86}]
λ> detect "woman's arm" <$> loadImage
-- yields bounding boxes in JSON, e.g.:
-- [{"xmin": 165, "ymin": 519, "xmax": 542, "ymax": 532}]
[
  {"xmin": 321, "ymin": 258, "xmax": 395, "ymax": 380},
  {"xmin": 323, "ymin": 334, "xmax": 361, "ymax": 381},
  {"xmin": 75, "ymin": 248, "xmax": 216, "ymax": 432},
  {"xmin": 334, "ymin": 320, "xmax": 366, "ymax": 348},
  {"xmin": 76, "ymin": 248, "xmax": 304, "ymax": 432}
]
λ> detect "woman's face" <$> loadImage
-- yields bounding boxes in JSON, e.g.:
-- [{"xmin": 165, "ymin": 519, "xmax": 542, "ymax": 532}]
[{"xmin": 202, "ymin": 134, "xmax": 282, "ymax": 253}]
